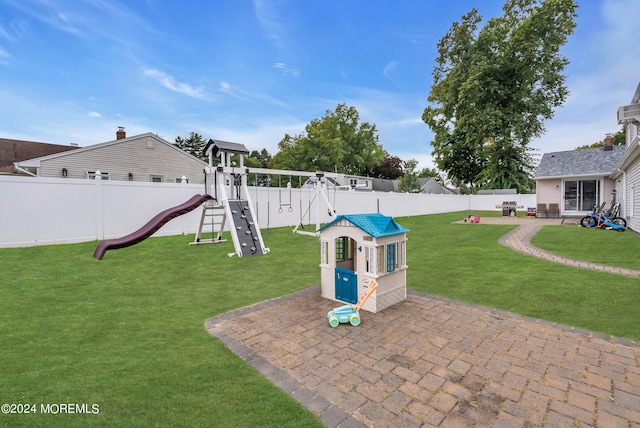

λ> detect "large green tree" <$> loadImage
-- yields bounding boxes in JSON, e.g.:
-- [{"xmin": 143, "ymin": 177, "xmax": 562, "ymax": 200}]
[
  {"xmin": 269, "ymin": 104, "xmax": 385, "ymax": 175},
  {"xmin": 423, "ymin": 0, "xmax": 577, "ymax": 193},
  {"xmin": 175, "ymin": 132, "xmax": 207, "ymax": 162}
]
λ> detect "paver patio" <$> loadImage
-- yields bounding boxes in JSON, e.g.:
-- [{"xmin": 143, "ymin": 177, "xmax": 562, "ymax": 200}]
[{"xmin": 206, "ymin": 218, "xmax": 640, "ymax": 427}]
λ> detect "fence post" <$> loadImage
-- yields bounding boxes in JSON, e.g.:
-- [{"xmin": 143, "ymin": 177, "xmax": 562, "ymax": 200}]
[
  {"xmin": 95, "ymin": 170, "xmax": 104, "ymax": 240},
  {"xmin": 181, "ymin": 176, "xmax": 189, "ymax": 235}
]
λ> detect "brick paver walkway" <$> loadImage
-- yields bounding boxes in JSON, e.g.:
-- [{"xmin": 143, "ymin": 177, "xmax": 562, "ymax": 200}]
[
  {"xmin": 206, "ymin": 218, "xmax": 640, "ymax": 427},
  {"xmin": 495, "ymin": 217, "xmax": 640, "ymax": 278}
]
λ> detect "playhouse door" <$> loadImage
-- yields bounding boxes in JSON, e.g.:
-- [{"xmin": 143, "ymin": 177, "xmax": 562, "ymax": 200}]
[{"xmin": 335, "ymin": 267, "xmax": 357, "ymax": 304}]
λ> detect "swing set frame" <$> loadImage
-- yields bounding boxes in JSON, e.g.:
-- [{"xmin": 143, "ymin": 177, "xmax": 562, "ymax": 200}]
[{"xmin": 247, "ymin": 168, "xmax": 341, "ymax": 236}]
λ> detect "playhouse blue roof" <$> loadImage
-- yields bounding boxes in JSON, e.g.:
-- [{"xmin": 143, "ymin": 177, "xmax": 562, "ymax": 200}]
[{"xmin": 318, "ymin": 213, "xmax": 409, "ymax": 237}]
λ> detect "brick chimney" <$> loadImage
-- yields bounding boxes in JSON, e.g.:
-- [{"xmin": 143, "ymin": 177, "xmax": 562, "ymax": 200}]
[
  {"xmin": 603, "ymin": 133, "xmax": 614, "ymax": 151},
  {"xmin": 116, "ymin": 126, "xmax": 126, "ymax": 140}
]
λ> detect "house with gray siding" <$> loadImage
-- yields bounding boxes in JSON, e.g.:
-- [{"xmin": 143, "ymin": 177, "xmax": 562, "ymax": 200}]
[
  {"xmin": 535, "ymin": 141, "xmax": 625, "ymax": 217},
  {"xmin": 611, "ymin": 82, "xmax": 640, "ymax": 231},
  {"xmin": 15, "ymin": 128, "xmax": 207, "ymax": 184}
]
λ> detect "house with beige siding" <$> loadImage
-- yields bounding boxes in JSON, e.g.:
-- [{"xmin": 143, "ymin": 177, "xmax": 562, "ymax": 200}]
[
  {"xmin": 611, "ymin": 82, "xmax": 640, "ymax": 231},
  {"xmin": 535, "ymin": 140, "xmax": 624, "ymax": 217},
  {"xmin": 14, "ymin": 128, "xmax": 207, "ymax": 184}
]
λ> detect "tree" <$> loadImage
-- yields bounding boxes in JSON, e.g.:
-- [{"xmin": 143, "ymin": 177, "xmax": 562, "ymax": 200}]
[
  {"xmin": 576, "ymin": 128, "xmax": 625, "ymax": 149},
  {"xmin": 397, "ymin": 159, "xmax": 422, "ymax": 193},
  {"xmin": 417, "ymin": 166, "xmax": 444, "ymax": 184},
  {"xmin": 269, "ymin": 104, "xmax": 385, "ymax": 175},
  {"xmin": 249, "ymin": 149, "xmax": 272, "ymax": 168},
  {"xmin": 475, "ymin": 141, "xmax": 536, "ymax": 193},
  {"xmin": 423, "ymin": 0, "xmax": 577, "ymax": 193},
  {"xmin": 175, "ymin": 132, "xmax": 207, "ymax": 162},
  {"xmin": 372, "ymin": 155, "xmax": 404, "ymax": 179}
]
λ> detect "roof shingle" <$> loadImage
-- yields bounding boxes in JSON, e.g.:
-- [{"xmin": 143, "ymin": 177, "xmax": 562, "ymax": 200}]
[
  {"xmin": 318, "ymin": 213, "xmax": 409, "ymax": 237},
  {"xmin": 535, "ymin": 145, "xmax": 625, "ymax": 178}
]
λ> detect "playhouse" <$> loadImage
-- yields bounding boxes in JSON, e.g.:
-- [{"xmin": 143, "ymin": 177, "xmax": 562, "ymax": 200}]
[{"xmin": 318, "ymin": 213, "xmax": 409, "ymax": 313}]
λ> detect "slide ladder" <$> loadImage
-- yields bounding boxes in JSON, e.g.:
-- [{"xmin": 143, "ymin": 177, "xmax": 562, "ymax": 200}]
[{"xmin": 190, "ymin": 202, "xmax": 227, "ymax": 246}]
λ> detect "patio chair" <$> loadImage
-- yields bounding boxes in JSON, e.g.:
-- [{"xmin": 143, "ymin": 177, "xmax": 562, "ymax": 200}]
[
  {"xmin": 536, "ymin": 203, "xmax": 547, "ymax": 218},
  {"xmin": 548, "ymin": 203, "xmax": 560, "ymax": 218}
]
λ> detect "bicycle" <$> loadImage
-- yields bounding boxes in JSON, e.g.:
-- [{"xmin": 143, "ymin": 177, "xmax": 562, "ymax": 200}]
[
  {"xmin": 581, "ymin": 202, "xmax": 626, "ymax": 228},
  {"xmin": 580, "ymin": 202, "xmax": 605, "ymax": 227}
]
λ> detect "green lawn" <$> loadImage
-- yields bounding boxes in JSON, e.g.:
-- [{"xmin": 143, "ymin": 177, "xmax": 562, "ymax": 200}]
[{"xmin": 1, "ymin": 211, "xmax": 639, "ymax": 427}]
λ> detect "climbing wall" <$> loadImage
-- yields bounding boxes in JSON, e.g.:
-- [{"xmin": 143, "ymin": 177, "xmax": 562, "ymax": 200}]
[{"xmin": 228, "ymin": 200, "xmax": 264, "ymax": 256}]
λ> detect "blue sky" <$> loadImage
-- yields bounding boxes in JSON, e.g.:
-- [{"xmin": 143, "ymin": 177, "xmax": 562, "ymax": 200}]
[{"xmin": 0, "ymin": 0, "xmax": 638, "ymax": 170}]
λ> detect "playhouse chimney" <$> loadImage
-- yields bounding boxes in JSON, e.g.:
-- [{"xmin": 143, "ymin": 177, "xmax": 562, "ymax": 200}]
[
  {"xmin": 603, "ymin": 133, "xmax": 614, "ymax": 151},
  {"xmin": 116, "ymin": 126, "xmax": 126, "ymax": 140}
]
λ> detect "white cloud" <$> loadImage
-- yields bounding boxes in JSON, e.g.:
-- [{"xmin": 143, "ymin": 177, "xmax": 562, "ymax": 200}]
[
  {"xmin": 87, "ymin": 111, "xmax": 101, "ymax": 118},
  {"xmin": 218, "ymin": 81, "xmax": 251, "ymax": 102},
  {"xmin": 273, "ymin": 62, "xmax": 299, "ymax": 77},
  {"xmin": 5, "ymin": 0, "xmax": 83, "ymax": 37},
  {"xmin": 382, "ymin": 61, "xmax": 399, "ymax": 84},
  {"xmin": 253, "ymin": 0, "xmax": 285, "ymax": 47},
  {"xmin": 143, "ymin": 68, "xmax": 207, "ymax": 99},
  {"xmin": 0, "ymin": 46, "xmax": 9, "ymax": 65},
  {"xmin": 218, "ymin": 80, "xmax": 289, "ymax": 107}
]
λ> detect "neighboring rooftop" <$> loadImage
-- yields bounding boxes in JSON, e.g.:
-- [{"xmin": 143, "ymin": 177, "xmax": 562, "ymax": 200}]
[
  {"xmin": 419, "ymin": 177, "xmax": 454, "ymax": 194},
  {"xmin": 535, "ymin": 145, "xmax": 626, "ymax": 178},
  {"xmin": 0, "ymin": 138, "xmax": 78, "ymax": 173},
  {"xmin": 477, "ymin": 188, "xmax": 517, "ymax": 195}
]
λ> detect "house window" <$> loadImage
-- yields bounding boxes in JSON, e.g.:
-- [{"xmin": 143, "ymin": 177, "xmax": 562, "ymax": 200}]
[
  {"xmin": 350, "ymin": 178, "xmax": 358, "ymax": 188},
  {"xmin": 564, "ymin": 179, "xmax": 599, "ymax": 212},
  {"xmin": 87, "ymin": 171, "xmax": 110, "ymax": 180},
  {"xmin": 386, "ymin": 243, "xmax": 397, "ymax": 273},
  {"xmin": 377, "ymin": 246, "xmax": 384, "ymax": 273},
  {"xmin": 151, "ymin": 175, "xmax": 163, "ymax": 183}
]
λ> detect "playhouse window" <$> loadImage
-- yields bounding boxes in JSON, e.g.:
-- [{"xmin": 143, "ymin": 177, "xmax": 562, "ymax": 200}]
[
  {"xmin": 365, "ymin": 247, "xmax": 374, "ymax": 273},
  {"xmin": 377, "ymin": 246, "xmax": 384, "ymax": 273},
  {"xmin": 335, "ymin": 236, "xmax": 352, "ymax": 262},
  {"xmin": 386, "ymin": 243, "xmax": 397, "ymax": 272},
  {"xmin": 320, "ymin": 241, "xmax": 329, "ymax": 265}
]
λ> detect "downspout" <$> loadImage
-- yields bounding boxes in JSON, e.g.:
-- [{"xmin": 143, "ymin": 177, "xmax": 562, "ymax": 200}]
[
  {"xmin": 622, "ymin": 169, "xmax": 627, "ymax": 218},
  {"xmin": 13, "ymin": 162, "xmax": 37, "ymax": 177}
]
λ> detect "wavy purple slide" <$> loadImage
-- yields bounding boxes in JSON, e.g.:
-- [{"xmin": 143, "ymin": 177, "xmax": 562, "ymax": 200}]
[{"xmin": 93, "ymin": 194, "xmax": 213, "ymax": 260}]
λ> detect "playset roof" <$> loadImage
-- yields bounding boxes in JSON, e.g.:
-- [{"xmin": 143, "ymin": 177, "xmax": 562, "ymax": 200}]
[
  {"xmin": 202, "ymin": 139, "xmax": 250, "ymax": 157},
  {"xmin": 318, "ymin": 213, "xmax": 409, "ymax": 237}
]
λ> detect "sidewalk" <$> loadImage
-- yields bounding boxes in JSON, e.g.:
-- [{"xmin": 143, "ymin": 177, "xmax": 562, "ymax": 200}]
[{"xmin": 206, "ymin": 218, "xmax": 640, "ymax": 427}]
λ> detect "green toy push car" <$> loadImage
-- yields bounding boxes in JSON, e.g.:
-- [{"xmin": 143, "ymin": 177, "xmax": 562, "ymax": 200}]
[
  {"xmin": 327, "ymin": 304, "xmax": 361, "ymax": 327},
  {"xmin": 326, "ymin": 280, "xmax": 378, "ymax": 327}
]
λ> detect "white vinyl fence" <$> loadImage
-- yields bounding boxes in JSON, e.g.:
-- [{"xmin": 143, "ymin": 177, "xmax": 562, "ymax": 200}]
[{"xmin": 0, "ymin": 175, "xmax": 536, "ymax": 248}]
